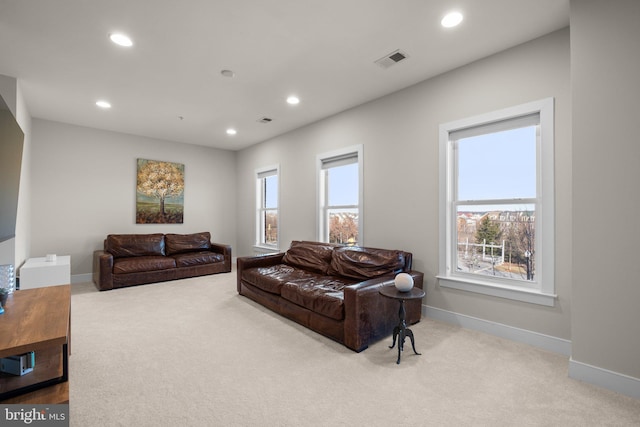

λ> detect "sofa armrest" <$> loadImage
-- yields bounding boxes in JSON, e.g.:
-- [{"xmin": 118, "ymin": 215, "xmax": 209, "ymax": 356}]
[
  {"xmin": 237, "ymin": 252, "xmax": 285, "ymax": 269},
  {"xmin": 342, "ymin": 270, "xmax": 424, "ymax": 351},
  {"xmin": 346, "ymin": 270, "xmax": 424, "ymax": 292},
  {"xmin": 93, "ymin": 250, "xmax": 114, "ymax": 291},
  {"xmin": 236, "ymin": 253, "xmax": 285, "ymax": 292},
  {"xmin": 210, "ymin": 242, "xmax": 233, "ymax": 272}
]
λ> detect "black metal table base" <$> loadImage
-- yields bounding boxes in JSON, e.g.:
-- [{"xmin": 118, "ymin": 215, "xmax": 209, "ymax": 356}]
[{"xmin": 388, "ymin": 300, "xmax": 421, "ymax": 364}]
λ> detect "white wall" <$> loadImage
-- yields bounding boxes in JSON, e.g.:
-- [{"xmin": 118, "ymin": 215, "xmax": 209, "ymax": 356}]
[
  {"xmin": 236, "ymin": 29, "xmax": 572, "ymax": 340},
  {"xmin": 571, "ymin": 0, "xmax": 640, "ymax": 383},
  {"xmin": 30, "ymin": 119, "xmax": 237, "ymax": 278}
]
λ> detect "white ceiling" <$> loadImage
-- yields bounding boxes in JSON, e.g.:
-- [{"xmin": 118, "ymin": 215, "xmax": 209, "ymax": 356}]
[{"xmin": 0, "ymin": 0, "xmax": 569, "ymax": 151}]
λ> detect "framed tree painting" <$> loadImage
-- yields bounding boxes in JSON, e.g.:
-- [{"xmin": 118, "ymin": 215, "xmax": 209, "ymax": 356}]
[{"xmin": 136, "ymin": 158, "xmax": 184, "ymax": 224}]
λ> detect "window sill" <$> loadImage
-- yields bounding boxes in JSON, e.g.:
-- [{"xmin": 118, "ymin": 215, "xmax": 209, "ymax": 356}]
[
  {"xmin": 436, "ymin": 275, "xmax": 556, "ymax": 307},
  {"xmin": 253, "ymin": 244, "xmax": 280, "ymax": 254}
]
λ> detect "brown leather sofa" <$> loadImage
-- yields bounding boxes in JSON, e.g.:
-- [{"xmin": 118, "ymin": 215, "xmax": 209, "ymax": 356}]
[
  {"xmin": 93, "ymin": 232, "xmax": 231, "ymax": 291},
  {"xmin": 237, "ymin": 240, "xmax": 424, "ymax": 352}
]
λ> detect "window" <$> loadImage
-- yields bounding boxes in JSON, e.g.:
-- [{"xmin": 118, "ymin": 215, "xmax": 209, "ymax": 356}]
[
  {"xmin": 317, "ymin": 145, "xmax": 363, "ymax": 245},
  {"xmin": 255, "ymin": 166, "xmax": 279, "ymax": 249},
  {"xmin": 438, "ymin": 99, "xmax": 555, "ymax": 306}
]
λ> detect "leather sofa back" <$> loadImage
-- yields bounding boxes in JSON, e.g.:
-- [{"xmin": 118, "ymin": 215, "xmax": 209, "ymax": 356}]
[
  {"xmin": 165, "ymin": 232, "xmax": 211, "ymax": 255},
  {"xmin": 106, "ymin": 233, "xmax": 166, "ymax": 258},
  {"xmin": 327, "ymin": 246, "xmax": 405, "ymax": 280},
  {"xmin": 282, "ymin": 241, "xmax": 335, "ymax": 274},
  {"xmin": 282, "ymin": 240, "xmax": 410, "ymax": 280}
]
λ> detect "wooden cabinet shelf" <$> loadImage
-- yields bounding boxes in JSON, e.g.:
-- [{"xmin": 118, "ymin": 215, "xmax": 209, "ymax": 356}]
[{"xmin": 1, "ymin": 381, "xmax": 68, "ymax": 404}]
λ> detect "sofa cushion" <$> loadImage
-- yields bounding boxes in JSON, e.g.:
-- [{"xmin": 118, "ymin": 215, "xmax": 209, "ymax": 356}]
[
  {"xmin": 113, "ymin": 256, "xmax": 176, "ymax": 274},
  {"xmin": 241, "ymin": 264, "xmax": 318, "ymax": 295},
  {"xmin": 282, "ymin": 241, "xmax": 334, "ymax": 274},
  {"xmin": 165, "ymin": 232, "xmax": 211, "ymax": 255},
  {"xmin": 281, "ymin": 277, "xmax": 355, "ymax": 321},
  {"xmin": 171, "ymin": 251, "xmax": 224, "ymax": 267},
  {"xmin": 106, "ymin": 234, "xmax": 165, "ymax": 258},
  {"xmin": 327, "ymin": 246, "xmax": 405, "ymax": 280}
]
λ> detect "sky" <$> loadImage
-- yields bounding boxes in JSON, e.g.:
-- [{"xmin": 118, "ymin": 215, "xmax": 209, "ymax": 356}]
[
  {"xmin": 328, "ymin": 163, "xmax": 358, "ymax": 206},
  {"xmin": 457, "ymin": 126, "xmax": 536, "ymax": 205},
  {"xmin": 264, "ymin": 174, "xmax": 278, "ymax": 208}
]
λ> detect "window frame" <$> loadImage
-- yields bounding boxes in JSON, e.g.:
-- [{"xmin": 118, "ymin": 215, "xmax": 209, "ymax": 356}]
[
  {"xmin": 255, "ymin": 165, "xmax": 280, "ymax": 251},
  {"xmin": 316, "ymin": 145, "xmax": 364, "ymax": 246},
  {"xmin": 438, "ymin": 98, "xmax": 556, "ymax": 306}
]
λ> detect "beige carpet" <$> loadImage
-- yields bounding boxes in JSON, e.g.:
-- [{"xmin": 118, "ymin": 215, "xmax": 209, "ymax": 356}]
[{"xmin": 69, "ymin": 269, "xmax": 640, "ymax": 426}]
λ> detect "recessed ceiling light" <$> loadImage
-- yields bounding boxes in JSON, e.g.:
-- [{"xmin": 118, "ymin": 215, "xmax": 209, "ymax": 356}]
[
  {"xmin": 109, "ymin": 33, "xmax": 133, "ymax": 47},
  {"xmin": 226, "ymin": 128, "xmax": 237, "ymax": 135},
  {"xmin": 220, "ymin": 69, "xmax": 235, "ymax": 78},
  {"xmin": 441, "ymin": 11, "xmax": 463, "ymax": 28},
  {"xmin": 96, "ymin": 100, "xmax": 111, "ymax": 109},
  {"xmin": 287, "ymin": 96, "xmax": 300, "ymax": 105}
]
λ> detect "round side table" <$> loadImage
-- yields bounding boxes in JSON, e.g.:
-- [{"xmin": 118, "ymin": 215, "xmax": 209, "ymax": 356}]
[{"xmin": 379, "ymin": 285, "xmax": 426, "ymax": 364}]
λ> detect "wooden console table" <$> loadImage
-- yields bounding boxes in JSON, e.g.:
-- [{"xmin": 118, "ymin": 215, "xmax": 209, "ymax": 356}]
[{"xmin": 0, "ymin": 284, "xmax": 70, "ymax": 403}]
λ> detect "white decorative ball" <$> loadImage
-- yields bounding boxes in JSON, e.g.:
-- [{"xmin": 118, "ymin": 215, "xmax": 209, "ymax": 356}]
[{"xmin": 394, "ymin": 273, "xmax": 414, "ymax": 292}]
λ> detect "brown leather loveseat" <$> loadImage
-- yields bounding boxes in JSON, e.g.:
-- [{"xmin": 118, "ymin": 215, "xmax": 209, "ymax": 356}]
[
  {"xmin": 237, "ymin": 240, "xmax": 424, "ymax": 352},
  {"xmin": 93, "ymin": 232, "xmax": 231, "ymax": 291}
]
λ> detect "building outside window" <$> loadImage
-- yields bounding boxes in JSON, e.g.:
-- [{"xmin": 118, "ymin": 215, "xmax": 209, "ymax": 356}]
[
  {"xmin": 317, "ymin": 145, "xmax": 363, "ymax": 246},
  {"xmin": 438, "ymin": 98, "xmax": 555, "ymax": 306},
  {"xmin": 256, "ymin": 166, "xmax": 279, "ymax": 249}
]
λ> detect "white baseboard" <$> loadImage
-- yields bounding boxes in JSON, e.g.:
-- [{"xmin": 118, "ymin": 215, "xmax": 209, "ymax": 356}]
[
  {"xmin": 423, "ymin": 305, "xmax": 572, "ymax": 356},
  {"xmin": 71, "ymin": 273, "xmax": 93, "ymax": 284},
  {"xmin": 569, "ymin": 358, "xmax": 640, "ymax": 400}
]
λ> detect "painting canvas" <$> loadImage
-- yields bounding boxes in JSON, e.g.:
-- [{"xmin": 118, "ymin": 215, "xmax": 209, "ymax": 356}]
[{"xmin": 136, "ymin": 159, "xmax": 184, "ymax": 224}]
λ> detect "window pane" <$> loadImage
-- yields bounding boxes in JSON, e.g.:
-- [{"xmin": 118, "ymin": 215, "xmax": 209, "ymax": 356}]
[
  {"xmin": 328, "ymin": 208, "xmax": 358, "ymax": 245},
  {"xmin": 456, "ymin": 204, "xmax": 535, "ymax": 282},
  {"xmin": 457, "ymin": 126, "xmax": 536, "ymax": 201},
  {"xmin": 263, "ymin": 209, "xmax": 278, "ymax": 244},
  {"xmin": 264, "ymin": 175, "xmax": 278, "ymax": 209},
  {"xmin": 328, "ymin": 163, "xmax": 358, "ymax": 206}
]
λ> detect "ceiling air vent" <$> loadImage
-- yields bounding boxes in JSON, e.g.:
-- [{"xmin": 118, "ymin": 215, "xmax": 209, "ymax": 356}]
[
  {"xmin": 257, "ymin": 117, "xmax": 273, "ymax": 123},
  {"xmin": 375, "ymin": 49, "xmax": 409, "ymax": 69}
]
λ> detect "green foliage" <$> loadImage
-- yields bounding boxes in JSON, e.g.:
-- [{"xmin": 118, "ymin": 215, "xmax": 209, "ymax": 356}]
[
  {"xmin": 474, "ymin": 217, "xmax": 503, "ymax": 257},
  {"xmin": 475, "ymin": 216, "xmax": 501, "ymax": 246}
]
